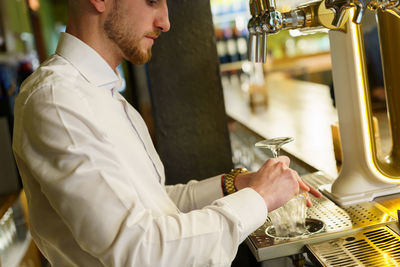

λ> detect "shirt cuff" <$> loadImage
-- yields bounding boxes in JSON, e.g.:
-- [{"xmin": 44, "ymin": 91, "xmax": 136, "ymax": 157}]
[
  {"xmin": 192, "ymin": 175, "xmax": 224, "ymax": 209},
  {"xmin": 221, "ymin": 188, "xmax": 268, "ymax": 241}
]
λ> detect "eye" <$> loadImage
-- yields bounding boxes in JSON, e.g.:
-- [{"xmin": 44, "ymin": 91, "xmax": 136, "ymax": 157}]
[{"xmin": 147, "ymin": 0, "xmax": 158, "ymax": 6}]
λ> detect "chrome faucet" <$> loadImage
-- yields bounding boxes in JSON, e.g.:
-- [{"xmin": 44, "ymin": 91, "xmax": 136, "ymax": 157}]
[
  {"xmin": 247, "ymin": 0, "xmax": 321, "ymax": 63},
  {"xmin": 325, "ymin": 0, "xmax": 400, "ymax": 27},
  {"xmin": 247, "ymin": 0, "xmax": 400, "ymax": 63}
]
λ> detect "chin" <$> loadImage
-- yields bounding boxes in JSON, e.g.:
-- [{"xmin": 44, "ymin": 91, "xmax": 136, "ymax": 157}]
[{"xmin": 126, "ymin": 52, "xmax": 152, "ymax": 65}]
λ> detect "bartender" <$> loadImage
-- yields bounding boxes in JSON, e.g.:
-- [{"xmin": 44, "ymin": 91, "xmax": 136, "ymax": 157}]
[{"xmin": 12, "ymin": 0, "xmax": 322, "ymax": 266}]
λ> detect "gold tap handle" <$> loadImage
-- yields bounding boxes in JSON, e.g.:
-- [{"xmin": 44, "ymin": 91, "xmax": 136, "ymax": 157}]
[{"xmin": 316, "ymin": 0, "xmax": 349, "ymax": 30}]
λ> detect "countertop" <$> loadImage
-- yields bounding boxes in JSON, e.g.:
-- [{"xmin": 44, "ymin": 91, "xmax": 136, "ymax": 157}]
[{"xmin": 223, "ymin": 74, "xmax": 339, "ymax": 178}]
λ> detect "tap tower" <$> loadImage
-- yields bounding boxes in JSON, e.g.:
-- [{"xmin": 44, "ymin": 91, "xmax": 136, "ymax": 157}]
[{"xmin": 247, "ymin": 0, "xmax": 400, "ymax": 205}]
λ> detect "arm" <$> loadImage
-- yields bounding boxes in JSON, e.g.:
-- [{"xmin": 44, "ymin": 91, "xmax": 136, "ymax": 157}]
[
  {"xmin": 165, "ymin": 176, "xmax": 223, "ymax": 212},
  {"xmin": 165, "ymin": 154, "xmax": 323, "ymax": 213}
]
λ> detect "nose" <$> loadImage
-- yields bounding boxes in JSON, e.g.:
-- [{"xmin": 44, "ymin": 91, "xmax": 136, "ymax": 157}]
[{"xmin": 155, "ymin": 3, "xmax": 170, "ymax": 32}]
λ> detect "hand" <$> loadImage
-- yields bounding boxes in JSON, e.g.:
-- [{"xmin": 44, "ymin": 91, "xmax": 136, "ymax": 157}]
[{"xmin": 235, "ymin": 156, "xmax": 321, "ymax": 211}]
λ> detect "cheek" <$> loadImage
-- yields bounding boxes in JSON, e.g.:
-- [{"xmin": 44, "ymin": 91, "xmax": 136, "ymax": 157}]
[{"xmin": 126, "ymin": 20, "xmax": 146, "ymax": 39}]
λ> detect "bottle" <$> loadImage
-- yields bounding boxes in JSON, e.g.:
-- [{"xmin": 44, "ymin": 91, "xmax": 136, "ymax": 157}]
[
  {"xmin": 215, "ymin": 27, "xmax": 229, "ymax": 64},
  {"xmin": 225, "ymin": 26, "xmax": 239, "ymax": 62},
  {"xmin": 236, "ymin": 25, "xmax": 248, "ymax": 61}
]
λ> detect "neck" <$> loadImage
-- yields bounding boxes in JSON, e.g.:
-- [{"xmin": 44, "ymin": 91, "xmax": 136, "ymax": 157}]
[{"xmin": 65, "ymin": 12, "xmax": 122, "ymax": 70}]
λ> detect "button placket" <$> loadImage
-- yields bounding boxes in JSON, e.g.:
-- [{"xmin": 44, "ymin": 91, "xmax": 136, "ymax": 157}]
[{"xmin": 114, "ymin": 93, "xmax": 164, "ymax": 183}]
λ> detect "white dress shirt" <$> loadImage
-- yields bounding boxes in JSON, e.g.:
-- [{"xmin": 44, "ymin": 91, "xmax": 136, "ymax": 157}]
[{"xmin": 13, "ymin": 32, "xmax": 268, "ymax": 267}]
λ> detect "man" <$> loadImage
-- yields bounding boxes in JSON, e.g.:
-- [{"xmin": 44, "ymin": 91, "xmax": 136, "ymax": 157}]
[{"xmin": 13, "ymin": 0, "xmax": 321, "ymax": 266}]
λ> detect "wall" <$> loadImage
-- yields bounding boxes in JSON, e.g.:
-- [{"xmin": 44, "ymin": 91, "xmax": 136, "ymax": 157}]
[{"xmin": 0, "ymin": 0, "xmax": 32, "ymax": 52}]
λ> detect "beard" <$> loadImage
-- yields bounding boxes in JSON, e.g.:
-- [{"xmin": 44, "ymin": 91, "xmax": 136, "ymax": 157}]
[{"xmin": 104, "ymin": 2, "xmax": 153, "ymax": 65}]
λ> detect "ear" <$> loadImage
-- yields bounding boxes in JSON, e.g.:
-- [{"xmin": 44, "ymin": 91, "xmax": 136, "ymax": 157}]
[{"xmin": 88, "ymin": 0, "xmax": 106, "ymax": 12}]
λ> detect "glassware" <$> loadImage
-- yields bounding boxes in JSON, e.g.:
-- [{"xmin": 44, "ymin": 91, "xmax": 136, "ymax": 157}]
[
  {"xmin": 255, "ymin": 137, "xmax": 294, "ymax": 158},
  {"xmin": 265, "ymin": 217, "xmax": 326, "ymax": 240},
  {"xmin": 267, "ymin": 192, "xmax": 308, "ymax": 238},
  {"xmin": 255, "ymin": 137, "xmax": 310, "ymax": 238}
]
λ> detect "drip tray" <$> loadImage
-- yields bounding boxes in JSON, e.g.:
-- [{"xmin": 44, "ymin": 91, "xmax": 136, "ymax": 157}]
[
  {"xmin": 306, "ymin": 226, "xmax": 400, "ymax": 266},
  {"xmin": 246, "ymin": 172, "xmax": 398, "ymax": 262}
]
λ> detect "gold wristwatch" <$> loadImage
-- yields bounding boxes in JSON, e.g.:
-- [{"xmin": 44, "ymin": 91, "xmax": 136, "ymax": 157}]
[{"xmin": 222, "ymin": 168, "xmax": 248, "ymax": 196}]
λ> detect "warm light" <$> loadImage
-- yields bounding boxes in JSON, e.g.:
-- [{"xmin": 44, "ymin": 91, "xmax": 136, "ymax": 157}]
[
  {"xmin": 380, "ymin": 214, "xmax": 389, "ymax": 223},
  {"xmin": 28, "ymin": 0, "xmax": 40, "ymax": 11},
  {"xmin": 348, "ymin": 8, "xmax": 399, "ymax": 184}
]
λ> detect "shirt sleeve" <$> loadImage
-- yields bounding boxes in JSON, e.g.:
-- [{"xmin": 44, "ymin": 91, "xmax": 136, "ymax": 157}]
[
  {"xmin": 15, "ymin": 86, "xmax": 268, "ymax": 267},
  {"xmin": 165, "ymin": 175, "xmax": 224, "ymax": 212}
]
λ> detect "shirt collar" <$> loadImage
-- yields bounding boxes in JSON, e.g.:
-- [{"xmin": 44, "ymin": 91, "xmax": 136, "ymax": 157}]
[{"xmin": 55, "ymin": 32, "xmax": 121, "ymax": 92}]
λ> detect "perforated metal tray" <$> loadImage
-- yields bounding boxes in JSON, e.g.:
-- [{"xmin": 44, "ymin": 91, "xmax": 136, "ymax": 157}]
[
  {"xmin": 307, "ymin": 226, "xmax": 400, "ymax": 266},
  {"xmin": 246, "ymin": 172, "xmax": 398, "ymax": 261}
]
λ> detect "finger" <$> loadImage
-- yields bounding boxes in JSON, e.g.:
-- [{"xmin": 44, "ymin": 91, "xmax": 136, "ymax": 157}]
[
  {"xmin": 276, "ymin": 155, "xmax": 290, "ymax": 167},
  {"xmin": 263, "ymin": 157, "xmax": 277, "ymax": 168},
  {"xmin": 304, "ymin": 192, "xmax": 313, "ymax": 207},
  {"xmin": 264, "ymin": 157, "xmax": 281, "ymax": 169},
  {"xmin": 297, "ymin": 176, "xmax": 310, "ymax": 192},
  {"xmin": 309, "ymin": 186, "xmax": 322, "ymax": 198},
  {"xmin": 303, "ymin": 180, "xmax": 322, "ymax": 198},
  {"xmin": 306, "ymin": 198, "xmax": 313, "ymax": 207},
  {"xmin": 264, "ymin": 156, "xmax": 289, "ymax": 168}
]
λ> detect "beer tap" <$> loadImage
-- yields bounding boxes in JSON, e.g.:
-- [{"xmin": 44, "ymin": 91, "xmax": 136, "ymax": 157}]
[
  {"xmin": 248, "ymin": 0, "xmax": 287, "ymax": 63},
  {"xmin": 248, "ymin": 0, "xmax": 270, "ymax": 63},
  {"xmin": 248, "ymin": 0, "xmax": 323, "ymax": 63},
  {"xmin": 247, "ymin": 1, "xmax": 258, "ymax": 62},
  {"xmin": 369, "ymin": 0, "xmax": 400, "ymax": 18},
  {"xmin": 247, "ymin": 0, "xmax": 400, "ymax": 64},
  {"xmin": 324, "ymin": 0, "xmax": 400, "ymax": 27},
  {"xmin": 324, "ymin": 0, "xmax": 354, "ymax": 26},
  {"xmin": 246, "ymin": 0, "xmax": 400, "ymax": 204}
]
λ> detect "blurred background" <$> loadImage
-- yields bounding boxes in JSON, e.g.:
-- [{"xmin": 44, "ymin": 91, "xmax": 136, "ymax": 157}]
[{"xmin": 0, "ymin": 0, "xmax": 388, "ymax": 266}]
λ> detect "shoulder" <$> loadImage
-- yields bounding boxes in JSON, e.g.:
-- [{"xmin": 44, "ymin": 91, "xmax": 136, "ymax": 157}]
[
  {"xmin": 18, "ymin": 54, "xmax": 89, "ymax": 107},
  {"xmin": 14, "ymin": 54, "xmax": 97, "ymax": 126},
  {"xmin": 21, "ymin": 54, "xmax": 79, "ymax": 91}
]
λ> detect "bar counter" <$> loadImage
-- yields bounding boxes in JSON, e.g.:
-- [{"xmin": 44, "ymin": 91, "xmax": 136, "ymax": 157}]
[
  {"xmin": 223, "ymin": 73, "xmax": 339, "ymax": 178},
  {"xmin": 225, "ymin": 75, "xmax": 400, "ymax": 265}
]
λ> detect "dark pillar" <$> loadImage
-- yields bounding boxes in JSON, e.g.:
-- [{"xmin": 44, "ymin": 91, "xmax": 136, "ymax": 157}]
[{"xmin": 147, "ymin": 0, "xmax": 233, "ymax": 185}]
